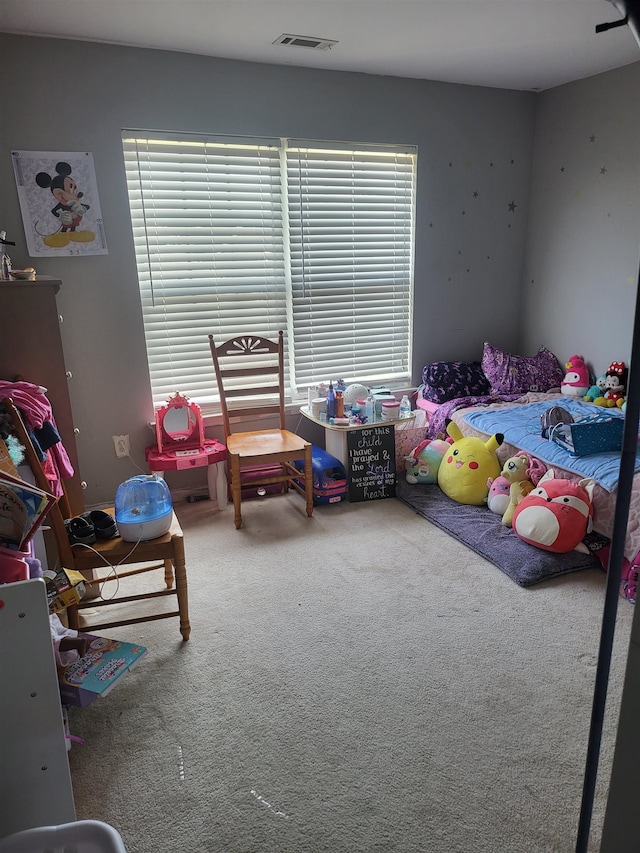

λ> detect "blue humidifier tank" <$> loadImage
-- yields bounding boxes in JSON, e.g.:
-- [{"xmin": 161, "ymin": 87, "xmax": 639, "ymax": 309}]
[{"xmin": 115, "ymin": 474, "xmax": 173, "ymax": 542}]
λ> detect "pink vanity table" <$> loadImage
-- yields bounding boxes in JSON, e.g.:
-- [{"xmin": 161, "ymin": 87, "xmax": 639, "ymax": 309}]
[{"xmin": 145, "ymin": 393, "xmax": 228, "ymax": 508}]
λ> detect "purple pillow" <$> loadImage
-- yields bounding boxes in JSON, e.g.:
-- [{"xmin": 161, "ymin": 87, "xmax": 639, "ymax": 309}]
[
  {"xmin": 421, "ymin": 361, "xmax": 490, "ymax": 403},
  {"xmin": 481, "ymin": 343, "xmax": 565, "ymax": 395}
]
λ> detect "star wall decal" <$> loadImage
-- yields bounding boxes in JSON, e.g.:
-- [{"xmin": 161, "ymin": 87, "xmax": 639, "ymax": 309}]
[
  {"xmin": 508, "ymin": 201, "xmax": 517, "ymax": 212},
  {"xmin": 560, "ymin": 166, "xmax": 565, "ymax": 172},
  {"xmin": 600, "ymin": 166, "xmax": 608, "ymax": 175},
  {"xmin": 473, "ymin": 191, "xmax": 479, "ymax": 198},
  {"xmin": 590, "ymin": 135, "xmax": 596, "ymax": 143}
]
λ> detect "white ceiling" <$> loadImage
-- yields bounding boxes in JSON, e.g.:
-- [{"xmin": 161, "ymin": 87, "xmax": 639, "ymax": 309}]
[{"xmin": 0, "ymin": 0, "xmax": 639, "ymax": 91}]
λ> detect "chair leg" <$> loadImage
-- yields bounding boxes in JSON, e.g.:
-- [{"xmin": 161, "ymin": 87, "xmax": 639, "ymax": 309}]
[
  {"xmin": 170, "ymin": 535, "xmax": 191, "ymax": 641},
  {"xmin": 163, "ymin": 558, "xmax": 174, "ymax": 589},
  {"xmin": 304, "ymin": 444, "xmax": 314, "ymax": 518},
  {"xmin": 230, "ymin": 453, "xmax": 243, "ymax": 529}
]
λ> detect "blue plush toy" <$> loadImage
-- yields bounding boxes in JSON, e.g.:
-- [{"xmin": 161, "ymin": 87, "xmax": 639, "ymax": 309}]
[{"xmin": 584, "ymin": 374, "xmax": 607, "ymax": 403}]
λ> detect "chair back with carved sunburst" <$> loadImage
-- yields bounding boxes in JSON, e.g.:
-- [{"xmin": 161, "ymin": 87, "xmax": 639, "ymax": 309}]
[{"xmin": 208, "ymin": 332, "xmax": 286, "ymax": 440}]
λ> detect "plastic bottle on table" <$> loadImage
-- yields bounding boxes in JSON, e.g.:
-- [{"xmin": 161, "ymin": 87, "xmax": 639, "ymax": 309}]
[
  {"xmin": 326, "ymin": 381, "xmax": 336, "ymax": 420},
  {"xmin": 399, "ymin": 394, "xmax": 411, "ymax": 418},
  {"xmin": 365, "ymin": 394, "xmax": 375, "ymax": 422}
]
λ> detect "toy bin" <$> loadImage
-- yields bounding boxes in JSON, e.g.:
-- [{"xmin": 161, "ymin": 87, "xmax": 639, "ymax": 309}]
[
  {"xmin": 0, "ymin": 544, "xmax": 31, "ymax": 584},
  {"xmin": 240, "ymin": 464, "xmax": 285, "ymax": 500},
  {"xmin": 0, "ymin": 820, "xmax": 127, "ymax": 853},
  {"xmin": 294, "ymin": 446, "xmax": 347, "ymax": 505}
]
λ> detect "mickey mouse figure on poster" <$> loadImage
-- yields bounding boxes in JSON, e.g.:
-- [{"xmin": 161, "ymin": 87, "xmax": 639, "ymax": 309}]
[{"xmin": 35, "ymin": 161, "xmax": 96, "ymax": 249}]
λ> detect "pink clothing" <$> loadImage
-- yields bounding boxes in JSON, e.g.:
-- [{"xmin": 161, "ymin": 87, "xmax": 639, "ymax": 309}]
[{"xmin": 0, "ymin": 380, "xmax": 75, "ymax": 497}]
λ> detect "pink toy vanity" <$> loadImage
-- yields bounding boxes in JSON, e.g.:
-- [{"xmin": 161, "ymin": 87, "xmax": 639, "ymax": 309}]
[{"xmin": 145, "ymin": 392, "xmax": 228, "ymax": 508}]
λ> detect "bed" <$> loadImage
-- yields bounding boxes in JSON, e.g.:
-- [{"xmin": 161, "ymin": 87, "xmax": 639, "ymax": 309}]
[{"xmin": 415, "ymin": 345, "xmax": 640, "ymax": 565}]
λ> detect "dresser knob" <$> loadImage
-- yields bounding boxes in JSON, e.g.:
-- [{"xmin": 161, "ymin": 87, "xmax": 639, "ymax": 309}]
[
  {"xmin": 73, "ymin": 428, "xmax": 80, "ymax": 435},
  {"xmin": 65, "ymin": 371, "xmax": 73, "ymax": 379},
  {"xmin": 80, "ymin": 481, "xmax": 88, "ymax": 490}
]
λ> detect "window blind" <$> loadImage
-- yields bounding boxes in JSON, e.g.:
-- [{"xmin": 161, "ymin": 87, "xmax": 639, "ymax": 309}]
[
  {"xmin": 123, "ymin": 133, "xmax": 415, "ymax": 409},
  {"xmin": 286, "ymin": 142, "xmax": 415, "ymax": 387}
]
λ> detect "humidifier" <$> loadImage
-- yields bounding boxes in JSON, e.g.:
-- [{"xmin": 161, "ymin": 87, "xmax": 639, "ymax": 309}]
[{"xmin": 115, "ymin": 474, "xmax": 173, "ymax": 542}]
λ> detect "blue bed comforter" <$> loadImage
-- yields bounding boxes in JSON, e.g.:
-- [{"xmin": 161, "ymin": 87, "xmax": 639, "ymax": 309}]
[{"xmin": 463, "ymin": 398, "xmax": 637, "ymax": 492}]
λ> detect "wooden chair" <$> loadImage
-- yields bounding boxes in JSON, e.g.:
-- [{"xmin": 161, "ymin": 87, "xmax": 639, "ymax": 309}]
[
  {"xmin": 208, "ymin": 331, "xmax": 314, "ymax": 529},
  {"xmin": 3, "ymin": 397, "xmax": 191, "ymax": 641}
]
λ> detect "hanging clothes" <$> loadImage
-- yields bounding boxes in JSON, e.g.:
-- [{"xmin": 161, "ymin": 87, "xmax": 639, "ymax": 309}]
[{"xmin": 0, "ymin": 380, "xmax": 74, "ymax": 498}]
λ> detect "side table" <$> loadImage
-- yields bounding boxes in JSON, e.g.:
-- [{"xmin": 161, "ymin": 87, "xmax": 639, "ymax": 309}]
[
  {"xmin": 145, "ymin": 438, "xmax": 228, "ymax": 509},
  {"xmin": 299, "ymin": 406, "xmax": 415, "ymax": 467},
  {"xmin": 299, "ymin": 406, "xmax": 416, "ymax": 502}
]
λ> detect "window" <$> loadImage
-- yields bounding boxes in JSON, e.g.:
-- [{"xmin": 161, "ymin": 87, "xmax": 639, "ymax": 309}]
[{"xmin": 122, "ymin": 132, "xmax": 416, "ymax": 409}]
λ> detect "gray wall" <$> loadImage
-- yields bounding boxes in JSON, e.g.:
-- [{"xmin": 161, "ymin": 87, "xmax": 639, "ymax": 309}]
[
  {"xmin": 0, "ymin": 33, "xmax": 534, "ymax": 505},
  {"xmin": 526, "ymin": 61, "xmax": 640, "ymax": 851},
  {"xmin": 521, "ymin": 62, "xmax": 640, "ymax": 380},
  {"xmin": 528, "ymin": 63, "xmax": 640, "ymax": 852}
]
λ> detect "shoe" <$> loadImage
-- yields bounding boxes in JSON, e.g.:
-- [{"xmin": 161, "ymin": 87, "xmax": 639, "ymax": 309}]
[
  {"xmin": 65, "ymin": 516, "xmax": 96, "ymax": 546},
  {"xmin": 81, "ymin": 510, "xmax": 118, "ymax": 539}
]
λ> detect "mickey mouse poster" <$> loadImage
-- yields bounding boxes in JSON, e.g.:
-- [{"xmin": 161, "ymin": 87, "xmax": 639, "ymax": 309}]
[{"xmin": 12, "ymin": 150, "xmax": 108, "ymax": 257}]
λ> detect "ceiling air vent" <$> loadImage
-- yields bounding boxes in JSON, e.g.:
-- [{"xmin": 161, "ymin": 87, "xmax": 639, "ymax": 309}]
[{"xmin": 273, "ymin": 33, "xmax": 338, "ymax": 51}]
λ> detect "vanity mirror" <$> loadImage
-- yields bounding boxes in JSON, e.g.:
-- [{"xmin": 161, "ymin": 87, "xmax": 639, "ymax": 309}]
[{"xmin": 154, "ymin": 392, "xmax": 205, "ymax": 455}]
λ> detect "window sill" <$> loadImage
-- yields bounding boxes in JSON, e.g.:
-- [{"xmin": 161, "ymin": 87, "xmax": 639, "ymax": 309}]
[{"xmin": 200, "ymin": 387, "xmax": 417, "ymax": 429}]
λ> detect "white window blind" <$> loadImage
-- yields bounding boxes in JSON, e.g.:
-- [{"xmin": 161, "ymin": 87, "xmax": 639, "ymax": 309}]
[
  {"xmin": 122, "ymin": 132, "xmax": 416, "ymax": 409},
  {"xmin": 286, "ymin": 142, "xmax": 415, "ymax": 387}
]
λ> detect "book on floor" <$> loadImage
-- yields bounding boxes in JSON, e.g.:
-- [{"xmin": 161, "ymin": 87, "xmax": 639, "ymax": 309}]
[{"xmin": 58, "ymin": 634, "xmax": 148, "ymax": 707}]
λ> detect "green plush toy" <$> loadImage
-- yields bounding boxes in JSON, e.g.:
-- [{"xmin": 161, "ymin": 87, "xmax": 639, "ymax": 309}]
[
  {"xmin": 438, "ymin": 421, "xmax": 504, "ymax": 506},
  {"xmin": 584, "ymin": 375, "xmax": 606, "ymax": 403}
]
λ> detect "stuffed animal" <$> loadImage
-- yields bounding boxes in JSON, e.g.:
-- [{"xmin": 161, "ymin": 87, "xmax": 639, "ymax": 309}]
[
  {"xmin": 593, "ymin": 361, "xmax": 627, "ymax": 408},
  {"xmin": 512, "ymin": 469, "xmax": 595, "ymax": 553},
  {"xmin": 404, "ymin": 439, "xmax": 450, "ymax": 485},
  {"xmin": 437, "ymin": 421, "xmax": 504, "ymax": 506},
  {"xmin": 561, "ymin": 354, "xmax": 591, "ymax": 398},
  {"xmin": 496, "ymin": 452, "xmax": 547, "ymax": 526},
  {"xmin": 486, "ymin": 475, "xmax": 512, "ymax": 517},
  {"xmin": 584, "ymin": 374, "xmax": 607, "ymax": 403}
]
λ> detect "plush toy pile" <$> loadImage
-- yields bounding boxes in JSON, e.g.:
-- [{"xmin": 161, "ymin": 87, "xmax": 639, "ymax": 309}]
[
  {"xmin": 402, "ymin": 347, "xmax": 622, "ymax": 557},
  {"xmin": 404, "ymin": 427, "xmax": 595, "ymax": 555}
]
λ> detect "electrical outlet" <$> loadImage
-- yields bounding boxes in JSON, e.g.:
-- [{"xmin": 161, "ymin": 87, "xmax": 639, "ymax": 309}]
[{"xmin": 113, "ymin": 434, "xmax": 130, "ymax": 458}]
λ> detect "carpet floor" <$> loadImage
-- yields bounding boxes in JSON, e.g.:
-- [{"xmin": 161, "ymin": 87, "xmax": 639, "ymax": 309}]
[{"xmin": 67, "ymin": 493, "xmax": 634, "ymax": 853}]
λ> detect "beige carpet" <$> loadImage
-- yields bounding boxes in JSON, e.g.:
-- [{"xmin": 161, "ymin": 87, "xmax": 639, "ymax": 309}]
[{"xmin": 67, "ymin": 494, "xmax": 634, "ymax": 853}]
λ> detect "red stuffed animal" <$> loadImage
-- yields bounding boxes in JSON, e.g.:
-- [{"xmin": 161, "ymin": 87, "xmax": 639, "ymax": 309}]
[{"xmin": 512, "ymin": 469, "xmax": 595, "ymax": 553}]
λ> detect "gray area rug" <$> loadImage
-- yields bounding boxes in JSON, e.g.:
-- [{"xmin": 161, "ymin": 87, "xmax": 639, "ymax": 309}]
[{"xmin": 395, "ymin": 479, "xmax": 601, "ymax": 586}]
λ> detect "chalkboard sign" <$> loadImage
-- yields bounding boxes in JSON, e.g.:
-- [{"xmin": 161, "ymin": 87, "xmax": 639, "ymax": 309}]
[{"xmin": 347, "ymin": 424, "xmax": 396, "ymax": 502}]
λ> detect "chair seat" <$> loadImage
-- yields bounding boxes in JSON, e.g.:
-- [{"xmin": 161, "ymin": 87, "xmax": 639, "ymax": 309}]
[
  {"xmin": 227, "ymin": 428, "xmax": 308, "ymax": 458},
  {"xmin": 71, "ymin": 508, "xmax": 181, "ymax": 571}
]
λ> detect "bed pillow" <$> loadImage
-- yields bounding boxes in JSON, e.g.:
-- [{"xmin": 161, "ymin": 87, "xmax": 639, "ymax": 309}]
[
  {"xmin": 482, "ymin": 343, "xmax": 565, "ymax": 395},
  {"xmin": 421, "ymin": 361, "xmax": 490, "ymax": 403}
]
